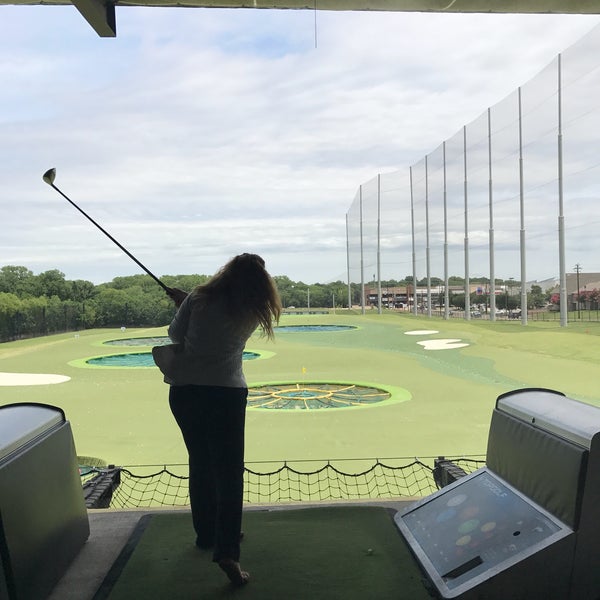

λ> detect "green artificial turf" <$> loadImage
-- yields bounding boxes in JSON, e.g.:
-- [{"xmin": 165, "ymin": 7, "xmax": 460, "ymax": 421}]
[
  {"xmin": 96, "ymin": 506, "xmax": 431, "ymax": 600},
  {"xmin": 1, "ymin": 313, "xmax": 599, "ymax": 467}
]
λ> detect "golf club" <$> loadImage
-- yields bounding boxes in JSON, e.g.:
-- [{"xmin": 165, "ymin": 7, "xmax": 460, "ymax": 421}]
[{"xmin": 42, "ymin": 168, "xmax": 171, "ymax": 294}]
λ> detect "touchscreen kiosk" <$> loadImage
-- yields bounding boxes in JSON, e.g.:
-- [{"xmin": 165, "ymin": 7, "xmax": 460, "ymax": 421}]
[
  {"xmin": 395, "ymin": 469, "xmax": 573, "ymax": 599},
  {"xmin": 395, "ymin": 389, "xmax": 600, "ymax": 599}
]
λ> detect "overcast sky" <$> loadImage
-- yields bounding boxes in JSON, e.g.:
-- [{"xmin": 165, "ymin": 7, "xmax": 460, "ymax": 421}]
[{"xmin": 1, "ymin": 7, "xmax": 599, "ymax": 285}]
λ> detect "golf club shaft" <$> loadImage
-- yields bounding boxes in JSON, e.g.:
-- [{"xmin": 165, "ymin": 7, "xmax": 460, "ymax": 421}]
[{"xmin": 49, "ymin": 182, "xmax": 170, "ymax": 293}]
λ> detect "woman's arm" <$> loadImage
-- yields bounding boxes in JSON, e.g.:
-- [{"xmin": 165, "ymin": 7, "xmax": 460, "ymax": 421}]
[{"xmin": 168, "ymin": 292, "xmax": 192, "ymax": 343}]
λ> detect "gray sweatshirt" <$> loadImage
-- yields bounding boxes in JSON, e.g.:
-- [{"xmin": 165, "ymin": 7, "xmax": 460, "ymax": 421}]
[{"xmin": 164, "ymin": 293, "xmax": 257, "ymax": 388}]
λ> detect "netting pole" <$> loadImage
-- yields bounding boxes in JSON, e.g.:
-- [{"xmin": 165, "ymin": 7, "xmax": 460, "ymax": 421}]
[
  {"xmin": 377, "ymin": 174, "xmax": 382, "ymax": 314},
  {"xmin": 488, "ymin": 106, "xmax": 497, "ymax": 321},
  {"xmin": 410, "ymin": 166, "xmax": 417, "ymax": 315},
  {"xmin": 425, "ymin": 156, "xmax": 432, "ymax": 317},
  {"xmin": 463, "ymin": 125, "xmax": 471, "ymax": 320},
  {"xmin": 360, "ymin": 185, "xmax": 365, "ymax": 314},
  {"xmin": 346, "ymin": 213, "xmax": 352, "ymax": 310},
  {"xmin": 443, "ymin": 141, "xmax": 449, "ymax": 320},
  {"xmin": 518, "ymin": 86, "xmax": 528, "ymax": 325},
  {"xmin": 557, "ymin": 53, "xmax": 568, "ymax": 327}
]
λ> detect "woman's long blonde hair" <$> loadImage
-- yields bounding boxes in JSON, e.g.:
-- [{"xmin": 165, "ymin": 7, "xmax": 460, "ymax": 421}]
[{"xmin": 192, "ymin": 253, "xmax": 281, "ymax": 339}]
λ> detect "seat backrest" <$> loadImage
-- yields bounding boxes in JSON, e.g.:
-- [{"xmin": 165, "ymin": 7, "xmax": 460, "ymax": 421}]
[{"xmin": 486, "ymin": 409, "xmax": 587, "ymax": 529}]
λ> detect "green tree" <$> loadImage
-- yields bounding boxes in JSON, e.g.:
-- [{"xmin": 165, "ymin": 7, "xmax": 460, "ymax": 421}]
[
  {"xmin": 448, "ymin": 275, "xmax": 465, "ymax": 286},
  {"xmin": 35, "ymin": 269, "xmax": 69, "ymax": 300},
  {"xmin": 162, "ymin": 274, "xmax": 208, "ymax": 292},
  {"xmin": 329, "ymin": 281, "xmax": 348, "ymax": 308},
  {"xmin": 40, "ymin": 296, "xmax": 65, "ymax": 333},
  {"xmin": 70, "ymin": 279, "xmax": 96, "ymax": 302},
  {"xmin": 308, "ymin": 283, "xmax": 332, "ymax": 308},
  {"xmin": 286, "ymin": 284, "xmax": 310, "ymax": 308},
  {"xmin": 528, "ymin": 285, "xmax": 546, "ymax": 309},
  {"xmin": 0, "ymin": 292, "xmax": 21, "ymax": 340},
  {"xmin": 0, "ymin": 266, "xmax": 35, "ymax": 297},
  {"xmin": 451, "ymin": 293, "xmax": 466, "ymax": 309},
  {"xmin": 273, "ymin": 275, "xmax": 295, "ymax": 308},
  {"xmin": 416, "ymin": 276, "xmax": 444, "ymax": 287},
  {"xmin": 92, "ymin": 288, "xmax": 131, "ymax": 327},
  {"xmin": 19, "ymin": 296, "xmax": 49, "ymax": 336}
]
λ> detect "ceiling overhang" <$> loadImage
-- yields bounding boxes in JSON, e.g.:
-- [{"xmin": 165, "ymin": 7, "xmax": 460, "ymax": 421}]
[{"xmin": 3, "ymin": 0, "xmax": 600, "ymax": 38}]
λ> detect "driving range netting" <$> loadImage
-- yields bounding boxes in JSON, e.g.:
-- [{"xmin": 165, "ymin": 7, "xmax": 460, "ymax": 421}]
[{"xmin": 102, "ymin": 457, "xmax": 485, "ymax": 508}]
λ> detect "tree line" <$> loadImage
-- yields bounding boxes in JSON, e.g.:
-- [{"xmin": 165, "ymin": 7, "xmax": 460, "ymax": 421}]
[
  {"xmin": 0, "ymin": 266, "xmax": 360, "ymax": 342},
  {"xmin": 0, "ymin": 265, "xmax": 555, "ymax": 343},
  {"xmin": 0, "ymin": 266, "xmax": 206, "ymax": 342}
]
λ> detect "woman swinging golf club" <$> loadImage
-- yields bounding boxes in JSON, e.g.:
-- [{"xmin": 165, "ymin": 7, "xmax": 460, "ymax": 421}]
[
  {"xmin": 42, "ymin": 171, "xmax": 281, "ymax": 583},
  {"xmin": 154, "ymin": 253, "xmax": 281, "ymax": 586}
]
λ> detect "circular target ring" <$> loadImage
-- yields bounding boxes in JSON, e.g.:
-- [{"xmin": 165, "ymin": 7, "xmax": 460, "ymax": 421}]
[{"xmin": 247, "ymin": 382, "xmax": 392, "ymax": 410}]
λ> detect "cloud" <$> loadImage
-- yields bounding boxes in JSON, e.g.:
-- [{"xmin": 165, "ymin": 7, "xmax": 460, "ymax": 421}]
[{"xmin": 1, "ymin": 7, "xmax": 599, "ymax": 284}]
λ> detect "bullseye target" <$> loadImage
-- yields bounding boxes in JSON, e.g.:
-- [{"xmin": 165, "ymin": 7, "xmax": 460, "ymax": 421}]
[{"xmin": 247, "ymin": 382, "xmax": 393, "ymax": 410}]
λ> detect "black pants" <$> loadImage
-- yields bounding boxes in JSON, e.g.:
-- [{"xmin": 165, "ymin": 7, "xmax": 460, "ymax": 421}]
[{"xmin": 169, "ymin": 384, "xmax": 247, "ymax": 562}]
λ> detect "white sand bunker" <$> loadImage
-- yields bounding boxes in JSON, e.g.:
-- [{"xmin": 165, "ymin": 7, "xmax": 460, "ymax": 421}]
[
  {"xmin": 417, "ymin": 339, "xmax": 469, "ymax": 350},
  {"xmin": 0, "ymin": 373, "xmax": 71, "ymax": 386},
  {"xmin": 404, "ymin": 330, "xmax": 439, "ymax": 336}
]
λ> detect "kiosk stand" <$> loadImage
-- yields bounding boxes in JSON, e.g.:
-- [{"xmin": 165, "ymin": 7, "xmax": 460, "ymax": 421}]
[
  {"xmin": 395, "ymin": 388, "xmax": 600, "ymax": 600},
  {"xmin": 0, "ymin": 403, "xmax": 89, "ymax": 600}
]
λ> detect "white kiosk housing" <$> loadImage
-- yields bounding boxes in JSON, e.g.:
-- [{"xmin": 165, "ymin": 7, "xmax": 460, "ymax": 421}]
[{"xmin": 0, "ymin": 403, "xmax": 89, "ymax": 600}]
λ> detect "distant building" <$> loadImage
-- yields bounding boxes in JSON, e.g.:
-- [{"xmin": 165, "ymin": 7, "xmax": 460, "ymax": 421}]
[
  {"xmin": 547, "ymin": 273, "xmax": 600, "ymax": 311},
  {"xmin": 365, "ymin": 286, "xmax": 409, "ymax": 308},
  {"xmin": 364, "ymin": 274, "xmax": 600, "ymax": 311},
  {"xmin": 525, "ymin": 278, "xmax": 559, "ymax": 293},
  {"xmin": 365, "ymin": 284, "xmax": 476, "ymax": 309}
]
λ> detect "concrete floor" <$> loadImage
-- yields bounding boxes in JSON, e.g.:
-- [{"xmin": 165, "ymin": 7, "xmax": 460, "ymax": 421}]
[
  {"xmin": 47, "ymin": 508, "xmax": 152, "ymax": 600},
  {"xmin": 46, "ymin": 500, "xmax": 415, "ymax": 600}
]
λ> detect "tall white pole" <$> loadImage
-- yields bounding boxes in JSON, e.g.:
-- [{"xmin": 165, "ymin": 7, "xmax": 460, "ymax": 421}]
[
  {"xmin": 359, "ymin": 185, "xmax": 365, "ymax": 314},
  {"xmin": 464, "ymin": 125, "xmax": 470, "ymax": 320},
  {"xmin": 377, "ymin": 174, "xmax": 382, "ymax": 314},
  {"xmin": 410, "ymin": 166, "xmax": 417, "ymax": 315},
  {"xmin": 558, "ymin": 54, "xmax": 568, "ymax": 327},
  {"xmin": 425, "ymin": 156, "xmax": 432, "ymax": 317},
  {"xmin": 488, "ymin": 107, "xmax": 496, "ymax": 321},
  {"xmin": 518, "ymin": 87, "xmax": 528, "ymax": 325},
  {"xmin": 346, "ymin": 213, "xmax": 352, "ymax": 310},
  {"xmin": 443, "ymin": 142, "xmax": 449, "ymax": 319}
]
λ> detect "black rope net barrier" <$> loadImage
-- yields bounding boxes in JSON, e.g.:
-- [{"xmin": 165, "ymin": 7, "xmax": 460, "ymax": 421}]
[{"xmin": 84, "ymin": 456, "xmax": 486, "ymax": 509}]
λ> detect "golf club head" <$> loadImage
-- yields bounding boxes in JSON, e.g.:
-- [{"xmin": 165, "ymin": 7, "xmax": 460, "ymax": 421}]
[{"xmin": 42, "ymin": 168, "xmax": 56, "ymax": 185}]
